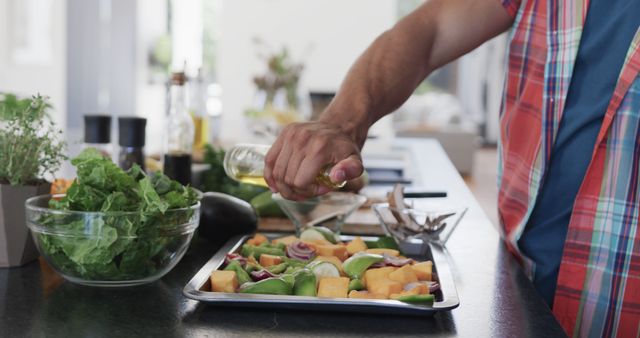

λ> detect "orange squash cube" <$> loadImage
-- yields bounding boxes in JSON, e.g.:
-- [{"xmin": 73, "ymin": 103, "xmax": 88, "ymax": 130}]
[
  {"xmin": 348, "ymin": 290, "xmax": 386, "ymax": 299},
  {"xmin": 390, "ymin": 288, "xmax": 421, "ymax": 300},
  {"xmin": 346, "ymin": 236, "xmax": 368, "ymax": 255},
  {"xmin": 363, "ymin": 266, "xmax": 396, "ymax": 287},
  {"xmin": 406, "ymin": 283, "xmax": 429, "ymax": 295},
  {"xmin": 272, "ymin": 235, "xmax": 298, "ymax": 246},
  {"xmin": 317, "ymin": 277, "xmax": 350, "ymax": 298},
  {"xmin": 412, "ymin": 261, "xmax": 433, "ymax": 281},
  {"xmin": 259, "ymin": 254, "xmax": 283, "ymax": 267},
  {"xmin": 246, "ymin": 233, "xmax": 268, "ymax": 246},
  {"xmin": 388, "ymin": 265, "xmax": 418, "ymax": 284},
  {"xmin": 210, "ymin": 270, "xmax": 238, "ymax": 293},
  {"xmin": 366, "ymin": 278, "xmax": 403, "ymax": 298},
  {"xmin": 316, "ymin": 244, "xmax": 349, "ymax": 261}
]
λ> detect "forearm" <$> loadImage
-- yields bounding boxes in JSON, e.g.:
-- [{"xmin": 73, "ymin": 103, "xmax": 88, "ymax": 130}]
[
  {"xmin": 321, "ymin": 24, "xmax": 434, "ymax": 147},
  {"xmin": 320, "ymin": 0, "xmax": 513, "ymax": 147}
]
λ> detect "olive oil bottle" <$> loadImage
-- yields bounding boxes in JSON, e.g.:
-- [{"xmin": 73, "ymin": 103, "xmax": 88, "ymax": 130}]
[
  {"xmin": 163, "ymin": 72, "xmax": 194, "ymax": 185},
  {"xmin": 223, "ymin": 144, "xmax": 346, "ymax": 189}
]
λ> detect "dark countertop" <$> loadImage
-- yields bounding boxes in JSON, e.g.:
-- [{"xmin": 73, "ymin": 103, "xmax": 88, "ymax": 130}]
[{"xmin": 0, "ymin": 139, "xmax": 567, "ymax": 337}]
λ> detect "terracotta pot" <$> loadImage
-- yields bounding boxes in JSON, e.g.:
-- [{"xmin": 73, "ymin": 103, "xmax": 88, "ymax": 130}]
[{"xmin": 0, "ymin": 183, "xmax": 50, "ymax": 267}]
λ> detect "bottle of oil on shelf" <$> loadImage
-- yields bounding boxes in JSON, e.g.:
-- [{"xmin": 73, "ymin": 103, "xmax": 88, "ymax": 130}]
[
  {"xmin": 223, "ymin": 144, "xmax": 346, "ymax": 189},
  {"xmin": 189, "ymin": 68, "xmax": 208, "ymax": 151},
  {"xmin": 163, "ymin": 71, "xmax": 194, "ymax": 185}
]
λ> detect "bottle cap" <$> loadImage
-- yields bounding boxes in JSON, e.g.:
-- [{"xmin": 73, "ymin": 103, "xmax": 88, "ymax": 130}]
[
  {"xmin": 171, "ymin": 72, "xmax": 186, "ymax": 86},
  {"xmin": 84, "ymin": 114, "xmax": 111, "ymax": 144},
  {"xmin": 118, "ymin": 117, "xmax": 147, "ymax": 147}
]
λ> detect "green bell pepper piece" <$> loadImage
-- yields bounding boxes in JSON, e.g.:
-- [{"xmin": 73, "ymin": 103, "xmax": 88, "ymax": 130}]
[
  {"xmin": 239, "ymin": 277, "xmax": 293, "ymax": 295},
  {"xmin": 396, "ymin": 294, "xmax": 435, "ymax": 304},
  {"xmin": 266, "ymin": 262, "xmax": 289, "ymax": 274},
  {"xmin": 348, "ymin": 279, "xmax": 365, "ymax": 291},
  {"xmin": 224, "ymin": 260, "xmax": 251, "ymax": 285},
  {"xmin": 293, "ymin": 269, "xmax": 317, "ymax": 296},
  {"xmin": 241, "ymin": 244, "xmax": 285, "ymax": 259}
]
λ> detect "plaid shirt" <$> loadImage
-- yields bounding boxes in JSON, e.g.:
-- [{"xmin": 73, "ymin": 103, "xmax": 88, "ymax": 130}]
[{"xmin": 498, "ymin": 0, "xmax": 640, "ymax": 336}]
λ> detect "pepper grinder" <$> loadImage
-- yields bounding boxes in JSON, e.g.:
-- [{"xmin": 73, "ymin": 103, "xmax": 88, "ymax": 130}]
[
  {"xmin": 83, "ymin": 114, "xmax": 112, "ymax": 158},
  {"xmin": 118, "ymin": 116, "xmax": 147, "ymax": 171}
]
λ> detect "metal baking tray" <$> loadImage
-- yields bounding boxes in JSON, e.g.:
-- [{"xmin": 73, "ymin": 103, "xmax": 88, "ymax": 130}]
[{"xmin": 183, "ymin": 233, "xmax": 459, "ymax": 315}]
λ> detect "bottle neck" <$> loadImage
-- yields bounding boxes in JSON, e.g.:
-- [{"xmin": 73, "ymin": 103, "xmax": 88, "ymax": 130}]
[{"xmin": 169, "ymin": 84, "xmax": 186, "ymax": 115}]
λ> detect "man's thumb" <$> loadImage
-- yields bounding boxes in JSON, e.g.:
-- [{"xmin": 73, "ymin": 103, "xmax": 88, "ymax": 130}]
[{"xmin": 330, "ymin": 155, "xmax": 364, "ymax": 183}]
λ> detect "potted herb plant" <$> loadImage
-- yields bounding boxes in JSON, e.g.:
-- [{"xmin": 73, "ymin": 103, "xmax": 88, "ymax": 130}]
[{"xmin": 0, "ymin": 93, "xmax": 66, "ymax": 267}]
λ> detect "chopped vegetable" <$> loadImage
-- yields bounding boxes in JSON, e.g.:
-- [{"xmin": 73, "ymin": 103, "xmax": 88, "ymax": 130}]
[
  {"xmin": 224, "ymin": 260, "xmax": 251, "ymax": 285},
  {"xmin": 299, "ymin": 228, "xmax": 326, "ymax": 242},
  {"xmin": 293, "ymin": 269, "xmax": 317, "ymax": 296},
  {"xmin": 224, "ymin": 253, "xmax": 247, "ymax": 267},
  {"xmin": 342, "ymin": 253, "xmax": 384, "ymax": 279},
  {"xmin": 348, "ymin": 279, "xmax": 365, "ymax": 291},
  {"xmin": 307, "ymin": 260, "xmax": 341, "ymax": 281},
  {"xmin": 286, "ymin": 241, "xmax": 316, "ymax": 261},
  {"xmin": 250, "ymin": 269, "xmax": 277, "ymax": 281},
  {"xmin": 364, "ymin": 236, "xmax": 401, "ymax": 251},
  {"xmin": 317, "ymin": 277, "xmax": 350, "ymax": 298},
  {"xmin": 266, "ymin": 262, "xmax": 289, "ymax": 274},
  {"xmin": 395, "ymin": 294, "xmax": 435, "ymax": 304},
  {"xmin": 239, "ymin": 276, "xmax": 293, "ymax": 295},
  {"xmin": 210, "ymin": 232, "xmax": 437, "ymax": 304},
  {"xmin": 211, "ymin": 270, "xmax": 238, "ymax": 293},
  {"xmin": 241, "ymin": 244, "xmax": 285, "ymax": 260}
]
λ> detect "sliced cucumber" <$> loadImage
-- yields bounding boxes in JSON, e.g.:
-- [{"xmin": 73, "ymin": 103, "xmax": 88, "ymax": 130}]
[
  {"xmin": 313, "ymin": 226, "xmax": 339, "ymax": 244},
  {"xmin": 306, "ymin": 261, "xmax": 340, "ymax": 281},
  {"xmin": 300, "ymin": 228, "xmax": 326, "ymax": 242}
]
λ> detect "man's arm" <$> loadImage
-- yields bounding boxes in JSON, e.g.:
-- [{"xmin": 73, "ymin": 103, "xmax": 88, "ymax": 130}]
[{"xmin": 265, "ymin": 0, "xmax": 514, "ymax": 200}]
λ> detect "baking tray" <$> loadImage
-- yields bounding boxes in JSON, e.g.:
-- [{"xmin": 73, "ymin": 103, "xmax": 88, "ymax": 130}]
[{"xmin": 183, "ymin": 233, "xmax": 459, "ymax": 315}]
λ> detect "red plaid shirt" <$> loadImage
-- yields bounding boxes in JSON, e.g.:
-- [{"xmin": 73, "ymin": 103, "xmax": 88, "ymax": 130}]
[{"xmin": 498, "ymin": 0, "xmax": 640, "ymax": 336}]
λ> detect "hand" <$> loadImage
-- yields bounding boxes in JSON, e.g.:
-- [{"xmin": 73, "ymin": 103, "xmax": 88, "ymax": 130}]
[{"xmin": 264, "ymin": 121, "xmax": 364, "ymax": 200}]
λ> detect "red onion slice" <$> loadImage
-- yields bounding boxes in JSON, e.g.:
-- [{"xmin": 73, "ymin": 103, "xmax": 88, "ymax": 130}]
[
  {"xmin": 250, "ymin": 269, "xmax": 277, "ymax": 281},
  {"xmin": 224, "ymin": 253, "xmax": 247, "ymax": 267},
  {"xmin": 286, "ymin": 241, "xmax": 316, "ymax": 261},
  {"xmin": 427, "ymin": 281, "xmax": 440, "ymax": 293}
]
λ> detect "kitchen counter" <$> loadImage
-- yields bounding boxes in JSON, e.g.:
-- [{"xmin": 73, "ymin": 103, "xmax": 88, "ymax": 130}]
[{"xmin": 0, "ymin": 138, "xmax": 567, "ymax": 337}]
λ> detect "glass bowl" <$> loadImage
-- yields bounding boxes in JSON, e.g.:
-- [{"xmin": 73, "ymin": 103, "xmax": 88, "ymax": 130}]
[
  {"xmin": 372, "ymin": 202, "xmax": 467, "ymax": 253},
  {"xmin": 272, "ymin": 192, "xmax": 367, "ymax": 235},
  {"xmin": 25, "ymin": 194, "xmax": 200, "ymax": 287}
]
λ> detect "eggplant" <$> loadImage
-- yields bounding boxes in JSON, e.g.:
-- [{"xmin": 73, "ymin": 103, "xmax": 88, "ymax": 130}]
[{"xmin": 198, "ymin": 192, "xmax": 258, "ymax": 245}]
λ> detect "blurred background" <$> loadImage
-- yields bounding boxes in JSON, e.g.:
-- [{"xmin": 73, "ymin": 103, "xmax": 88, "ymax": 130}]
[{"xmin": 0, "ymin": 0, "xmax": 505, "ymax": 223}]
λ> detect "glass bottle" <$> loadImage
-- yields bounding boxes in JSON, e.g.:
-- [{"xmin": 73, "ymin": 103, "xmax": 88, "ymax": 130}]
[
  {"xmin": 163, "ymin": 72, "xmax": 195, "ymax": 185},
  {"xmin": 118, "ymin": 117, "xmax": 147, "ymax": 171},
  {"xmin": 189, "ymin": 68, "xmax": 208, "ymax": 151},
  {"xmin": 83, "ymin": 114, "xmax": 112, "ymax": 158},
  {"xmin": 223, "ymin": 143, "xmax": 346, "ymax": 189}
]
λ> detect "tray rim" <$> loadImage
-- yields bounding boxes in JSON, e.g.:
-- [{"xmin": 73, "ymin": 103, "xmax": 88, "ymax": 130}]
[{"xmin": 183, "ymin": 233, "xmax": 459, "ymax": 315}]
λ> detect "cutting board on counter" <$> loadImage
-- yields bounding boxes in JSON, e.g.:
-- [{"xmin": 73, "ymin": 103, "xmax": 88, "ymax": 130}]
[{"xmin": 257, "ymin": 207, "xmax": 385, "ymax": 235}]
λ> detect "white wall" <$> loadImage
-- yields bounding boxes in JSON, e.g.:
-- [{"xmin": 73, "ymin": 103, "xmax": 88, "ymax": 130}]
[
  {"xmin": 218, "ymin": 0, "xmax": 397, "ymax": 143},
  {"xmin": 0, "ymin": 0, "xmax": 67, "ymax": 129}
]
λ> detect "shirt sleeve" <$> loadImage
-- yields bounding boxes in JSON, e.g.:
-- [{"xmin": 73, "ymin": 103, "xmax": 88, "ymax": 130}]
[{"xmin": 500, "ymin": 0, "xmax": 521, "ymax": 19}]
